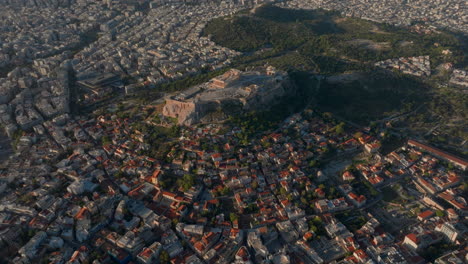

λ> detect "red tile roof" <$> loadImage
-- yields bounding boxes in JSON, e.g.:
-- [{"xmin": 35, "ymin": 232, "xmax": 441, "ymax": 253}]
[
  {"xmin": 408, "ymin": 140, "xmax": 468, "ymax": 167},
  {"xmin": 406, "ymin": 233, "xmax": 419, "ymax": 244},
  {"xmin": 417, "ymin": 210, "xmax": 434, "ymax": 220}
]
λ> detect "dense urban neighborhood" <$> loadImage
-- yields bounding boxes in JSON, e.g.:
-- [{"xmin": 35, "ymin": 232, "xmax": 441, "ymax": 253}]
[
  {"xmin": 279, "ymin": 0, "xmax": 468, "ymax": 34},
  {"xmin": 0, "ymin": 0, "xmax": 466, "ymax": 264}
]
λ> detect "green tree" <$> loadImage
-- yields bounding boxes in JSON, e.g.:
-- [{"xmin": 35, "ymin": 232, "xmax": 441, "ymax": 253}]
[
  {"xmin": 335, "ymin": 122, "xmax": 346, "ymax": 134},
  {"xmin": 279, "ymin": 187, "xmax": 287, "ymax": 196},
  {"xmin": 447, "ymin": 163, "xmax": 454, "ymax": 170},
  {"xmin": 435, "ymin": 210, "xmax": 445, "ymax": 217},
  {"xmin": 221, "ymin": 187, "xmax": 230, "ymax": 196},
  {"xmin": 310, "ymin": 225, "xmax": 318, "ymax": 233},
  {"xmin": 160, "ymin": 250, "xmax": 170, "ymax": 264},
  {"xmin": 312, "ymin": 216, "xmax": 322, "ymax": 225},
  {"xmin": 101, "ymin": 135, "xmax": 111, "ymax": 146},
  {"xmin": 251, "ymin": 181, "xmax": 259, "ymax": 189},
  {"xmin": 353, "ymin": 132, "xmax": 363, "ymax": 139},
  {"xmin": 230, "ymin": 213, "xmax": 239, "ymax": 223},
  {"xmin": 309, "ymin": 160, "xmax": 320, "ymax": 168},
  {"xmin": 178, "ymin": 174, "xmax": 196, "ymax": 191}
]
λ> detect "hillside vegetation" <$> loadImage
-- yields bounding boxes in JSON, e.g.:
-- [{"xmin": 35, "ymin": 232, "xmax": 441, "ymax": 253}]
[
  {"xmin": 204, "ymin": 5, "xmax": 466, "ymax": 72},
  {"xmin": 202, "ymin": 5, "xmax": 468, "ymax": 156}
]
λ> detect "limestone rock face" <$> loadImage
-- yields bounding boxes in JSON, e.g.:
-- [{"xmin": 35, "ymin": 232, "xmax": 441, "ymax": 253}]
[
  {"xmin": 162, "ymin": 66, "xmax": 293, "ymax": 126},
  {"xmin": 162, "ymin": 99, "xmax": 197, "ymax": 125}
]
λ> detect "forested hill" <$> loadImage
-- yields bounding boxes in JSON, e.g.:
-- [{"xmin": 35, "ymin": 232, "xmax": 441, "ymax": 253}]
[
  {"xmin": 203, "ymin": 5, "xmax": 466, "ymax": 72},
  {"xmin": 202, "ymin": 4, "xmax": 468, "ymax": 157}
]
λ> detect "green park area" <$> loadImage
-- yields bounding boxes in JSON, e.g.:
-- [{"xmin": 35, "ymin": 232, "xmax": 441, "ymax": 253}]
[{"xmin": 200, "ymin": 5, "xmax": 467, "ymax": 155}]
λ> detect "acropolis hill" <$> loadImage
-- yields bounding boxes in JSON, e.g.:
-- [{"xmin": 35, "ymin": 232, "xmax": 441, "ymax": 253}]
[{"xmin": 162, "ymin": 66, "xmax": 292, "ymax": 125}]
